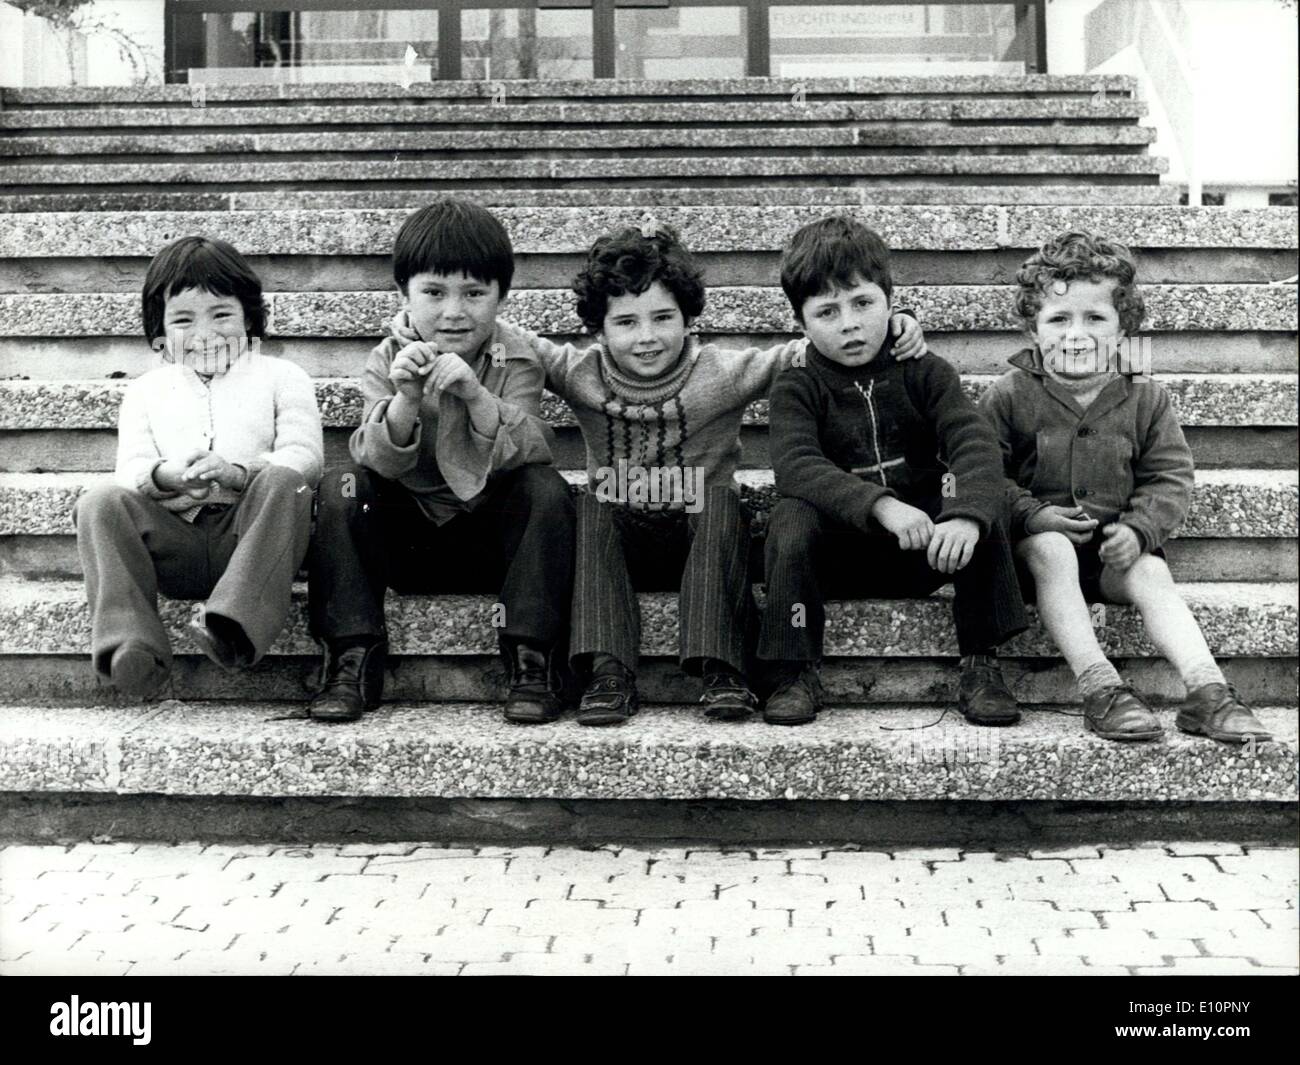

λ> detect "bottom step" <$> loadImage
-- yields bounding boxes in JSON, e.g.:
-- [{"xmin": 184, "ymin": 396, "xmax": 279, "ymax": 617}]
[{"xmin": 1, "ymin": 703, "xmax": 1293, "ymax": 803}]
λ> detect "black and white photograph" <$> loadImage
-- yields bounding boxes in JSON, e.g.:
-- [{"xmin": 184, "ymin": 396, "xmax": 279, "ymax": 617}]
[{"xmin": 0, "ymin": 0, "xmax": 1295, "ymax": 1011}]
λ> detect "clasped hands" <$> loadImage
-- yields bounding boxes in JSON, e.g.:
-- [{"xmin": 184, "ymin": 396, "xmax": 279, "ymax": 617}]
[
  {"xmin": 1026, "ymin": 504, "xmax": 1142, "ymax": 571},
  {"xmin": 154, "ymin": 449, "xmax": 246, "ymax": 498}
]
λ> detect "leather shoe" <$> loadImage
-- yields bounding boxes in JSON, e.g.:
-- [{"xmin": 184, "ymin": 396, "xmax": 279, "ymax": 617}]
[
  {"xmin": 763, "ymin": 662, "xmax": 823, "ymax": 726},
  {"xmin": 502, "ymin": 641, "xmax": 564, "ymax": 724},
  {"xmin": 1083, "ymin": 683, "xmax": 1163, "ymax": 741},
  {"xmin": 309, "ymin": 638, "xmax": 387, "ymax": 723},
  {"xmin": 1176, "ymin": 682, "xmax": 1272, "ymax": 744},
  {"xmin": 577, "ymin": 655, "xmax": 638, "ymax": 727},
  {"xmin": 110, "ymin": 642, "xmax": 168, "ymax": 699},
  {"xmin": 700, "ymin": 659, "xmax": 758, "ymax": 721},
  {"xmin": 958, "ymin": 655, "xmax": 1021, "ymax": 726}
]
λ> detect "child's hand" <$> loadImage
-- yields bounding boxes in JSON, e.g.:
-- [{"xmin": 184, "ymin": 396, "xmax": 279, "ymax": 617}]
[
  {"xmin": 389, "ymin": 308, "xmax": 421, "ymax": 345},
  {"xmin": 389, "ymin": 341, "xmax": 438, "ymax": 401},
  {"xmin": 1099, "ymin": 523, "xmax": 1142, "ymax": 571},
  {"xmin": 1025, "ymin": 504, "xmax": 1098, "ymax": 543},
  {"xmin": 181, "ymin": 450, "xmax": 242, "ymax": 491},
  {"xmin": 872, "ymin": 496, "xmax": 934, "ymax": 551},
  {"xmin": 890, "ymin": 314, "xmax": 926, "ymax": 361},
  {"xmin": 927, "ymin": 517, "xmax": 980, "ymax": 574},
  {"xmin": 424, "ymin": 352, "xmax": 483, "ymax": 402}
]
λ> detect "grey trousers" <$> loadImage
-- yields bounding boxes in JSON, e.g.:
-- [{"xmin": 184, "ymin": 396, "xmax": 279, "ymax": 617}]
[{"xmin": 73, "ymin": 464, "xmax": 312, "ymax": 679}]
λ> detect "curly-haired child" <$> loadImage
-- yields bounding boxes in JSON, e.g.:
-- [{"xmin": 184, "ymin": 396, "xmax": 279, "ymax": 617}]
[{"xmin": 979, "ymin": 229, "xmax": 1271, "ymax": 743}]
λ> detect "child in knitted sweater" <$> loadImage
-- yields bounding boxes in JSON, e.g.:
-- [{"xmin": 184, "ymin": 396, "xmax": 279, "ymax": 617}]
[
  {"xmin": 470, "ymin": 225, "xmax": 928, "ymax": 724},
  {"xmin": 74, "ymin": 236, "xmax": 323, "ymax": 698}
]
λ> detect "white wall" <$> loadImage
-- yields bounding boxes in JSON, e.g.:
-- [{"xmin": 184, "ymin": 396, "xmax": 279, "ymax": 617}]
[
  {"xmin": 1046, "ymin": 0, "xmax": 1298, "ymax": 190},
  {"xmin": 84, "ymin": 0, "xmax": 164, "ymax": 85},
  {"xmin": 0, "ymin": 0, "xmax": 162, "ymax": 87}
]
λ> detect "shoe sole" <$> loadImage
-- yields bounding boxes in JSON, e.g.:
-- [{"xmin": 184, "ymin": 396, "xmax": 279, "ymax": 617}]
[
  {"xmin": 959, "ymin": 713, "xmax": 1022, "ymax": 727},
  {"xmin": 576, "ymin": 712, "xmax": 634, "ymax": 726},
  {"xmin": 309, "ymin": 706, "xmax": 365, "ymax": 723},
  {"xmin": 1175, "ymin": 716, "xmax": 1271, "ymax": 744},
  {"xmin": 1085, "ymin": 717, "xmax": 1163, "ymax": 742},
  {"xmin": 503, "ymin": 709, "xmax": 561, "ymax": 724},
  {"xmin": 763, "ymin": 712, "xmax": 817, "ymax": 726}
]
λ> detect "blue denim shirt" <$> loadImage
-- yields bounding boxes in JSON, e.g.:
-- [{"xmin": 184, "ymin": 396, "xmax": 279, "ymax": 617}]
[{"xmin": 979, "ymin": 347, "xmax": 1194, "ymax": 552}]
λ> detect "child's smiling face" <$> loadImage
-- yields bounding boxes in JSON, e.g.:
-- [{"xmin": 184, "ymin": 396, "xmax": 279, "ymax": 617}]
[
  {"xmin": 599, "ymin": 280, "xmax": 688, "ymax": 380},
  {"xmin": 405, "ymin": 270, "xmax": 503, "ymax": 360},
  {"xmin": 798, "ymin": 274, "xmax": 891, "ymax": 367},
  {"xmin": 161, "ymin": 286, "xmax": 250, "ymax": 372},
  {"xmin": 1033, "ymin": 277, "xmax": 1123, "ymax": 379}
]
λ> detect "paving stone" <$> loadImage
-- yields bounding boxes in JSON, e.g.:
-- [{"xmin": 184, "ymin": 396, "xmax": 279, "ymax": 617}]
[
  {"xmin": 1196, "ymin": 932, "xmax": 1300, "ymax": 968},
  {"xmin": 1033, "ymin": 930, "xmax": 1199, "ymax": 967},
  {"xmin": 960, "ymin": 956, "xmax": 1130, "ymax": 976}
]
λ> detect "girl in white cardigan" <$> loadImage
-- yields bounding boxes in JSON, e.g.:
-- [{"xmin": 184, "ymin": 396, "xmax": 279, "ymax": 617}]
[{"xmin": 74, "ymin": 236, "xmax": 323, "ymax": 698}]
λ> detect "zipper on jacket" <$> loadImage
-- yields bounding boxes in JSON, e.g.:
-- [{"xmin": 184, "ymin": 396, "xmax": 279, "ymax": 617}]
[{"xmin": 852, "ymin": 378, "xmax": 888, "ymax": 488}]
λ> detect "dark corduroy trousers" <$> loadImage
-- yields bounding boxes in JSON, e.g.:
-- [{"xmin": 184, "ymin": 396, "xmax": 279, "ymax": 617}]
[
  {"xmin": 308, "ymin": 463, "xmax": 575, "ymax": 647},
  {"xmin": 74, "ymin": 464, "xmax": 313, "ymax": 679},
  {"xmin": 758, "ymin": 496, "xmax": 1028, "ymax": 661},
  {"xmin": 570, "ymin": 486, "xmax": 751, "ymax": 675}
]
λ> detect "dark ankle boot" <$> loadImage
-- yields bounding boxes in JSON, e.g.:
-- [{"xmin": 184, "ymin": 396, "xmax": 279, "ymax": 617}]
[
  {"xmin": 502, "ymin": 639, "xmax": 564, "ymax": 724},
  {"xmin": 309, "ymin": 637, "xmax": 387, "ymax": 723}
]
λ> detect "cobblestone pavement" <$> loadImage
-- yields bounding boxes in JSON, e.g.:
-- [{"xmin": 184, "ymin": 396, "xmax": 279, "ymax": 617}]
[{"xmin": 1, "ymin": 842, "xmax": 1295, "ymax": 976}]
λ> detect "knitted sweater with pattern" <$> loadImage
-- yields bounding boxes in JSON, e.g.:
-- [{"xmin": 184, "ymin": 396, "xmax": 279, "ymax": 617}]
[{"xmin": 498, "ymin": 319, "xmax": 806, "ymax": 512}]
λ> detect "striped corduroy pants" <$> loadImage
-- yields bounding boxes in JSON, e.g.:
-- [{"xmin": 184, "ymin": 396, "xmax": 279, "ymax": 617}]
[{"xmin": 570, "ymin": 487, "xmax": 750, "ymax": 675}]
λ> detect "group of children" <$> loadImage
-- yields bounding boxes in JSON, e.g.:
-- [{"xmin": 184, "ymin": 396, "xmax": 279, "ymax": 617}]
[{"xmin": 74, "ymin": 199, "xmax": 1272, "ymax": 746}]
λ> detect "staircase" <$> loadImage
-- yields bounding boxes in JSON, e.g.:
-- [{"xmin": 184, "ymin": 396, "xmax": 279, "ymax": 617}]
[{"xmin": 0, "ymin": 76, "xmax": 1294, "ymax": 841}]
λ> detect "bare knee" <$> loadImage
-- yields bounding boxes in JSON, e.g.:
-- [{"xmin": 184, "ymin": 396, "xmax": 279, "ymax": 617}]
[
  {"xmin": 1115, "ymin": 552, "xmax": 1176, "ymax": 600},
  {"xmin": 1018, "ymin": 531, "xmax": 1077, "ymax": 577}
]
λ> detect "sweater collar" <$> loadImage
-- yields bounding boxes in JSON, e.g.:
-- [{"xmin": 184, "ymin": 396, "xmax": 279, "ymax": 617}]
[{"xmin": 598, "ymin": 335, "xmax": 700, "ymax": 405}]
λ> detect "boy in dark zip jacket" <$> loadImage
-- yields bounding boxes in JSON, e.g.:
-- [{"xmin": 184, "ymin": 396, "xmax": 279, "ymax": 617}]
[{"xmin": 757, "ymin": 215, "xmax": 1028, "ymax": 725}]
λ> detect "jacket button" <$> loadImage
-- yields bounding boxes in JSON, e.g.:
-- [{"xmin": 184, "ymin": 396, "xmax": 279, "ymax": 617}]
[
  {"xmin": 1077, "ymin": 487, "xmax": 1089, "ymax": 498},
  {"xmin": 1077, "ymin": 427, "xmax": 1090, "ymax": 437}
]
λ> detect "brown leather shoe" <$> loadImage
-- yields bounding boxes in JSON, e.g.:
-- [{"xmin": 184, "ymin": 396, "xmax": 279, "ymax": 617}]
[
  {"xmin": 1082, "ymin": 684, "xmax": 1163, "ymax": 742},
  {"xmin": 763, "ymin": 662, "xmax": 823, "ymax": 726},
  {"xmin": 576, "ymin": 655, "xmax": 638, "ymax": 727},
  {"xmin": 1176, "ymin": 683, "xmax": 1272, "ymax": 744},
  {"xmin": 110, "ymin": 642, "xmax": 168, "ymax": 699},
  {"xmin": 309, "ymin": 638, "xmax": 387, "ymax": 723},
  {"xmin": 957, "ymin": 655, "xmax": 1021, "ymax": 726},
  {"xmin": 700, "ymin": 659, "xmax": 758, "ymax": 721}
]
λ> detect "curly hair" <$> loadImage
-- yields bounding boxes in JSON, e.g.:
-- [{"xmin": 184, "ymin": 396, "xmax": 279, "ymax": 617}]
[
  {"xmin": 572, "ymin": 225, "xmax": 706, "ymax": 334},
  {"xmin": 1015, "ymin": 230, "xmax": 1145, "ymax": 334}
]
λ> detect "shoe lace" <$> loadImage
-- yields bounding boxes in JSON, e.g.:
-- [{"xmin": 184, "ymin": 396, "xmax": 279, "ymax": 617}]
[{"xmin": 580, "ymin": 674, "xmax": 631, "ymax": 708}]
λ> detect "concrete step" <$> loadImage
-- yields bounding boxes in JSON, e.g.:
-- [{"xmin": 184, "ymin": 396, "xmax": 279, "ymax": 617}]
[
  {"xmin": 0, "ymin": 579, "xmax": 1292, "ymax": 661},
  {"xmin": 2, "ymin": 375, "xmax": 1291, "ymax": 431},
  {"xmin": 0, "ymin": 186, "xmax": 1188, "ymax": 211},
  {"xmin": 0, "ymin": 98, "xmax": 1151, "ymax": 131},
  {"xmin": 1, "ymin": 469, "xmax": 1291, "ymax": 539},
  {"xmin": 5, "ymin": 333, "xmax": 1290, "ymax": 379},
  {"xmin": 0, "ymin": 126, "xmax": 1160, "ymax": 159},
  {"xmin": 0, "ymin": 701, "xmax": 1292, "ymax": 803},
  {"xmin": 0, "ymin": 155, "xmax": 1169, "ymax": 191},
  {"xmin": 2, "ymin": 643, "xmax": 1294, "ymax": 709},
  {"xmin": 1, "ymin": 74, "xmax": 1142, "ymax": 107},
  {"xmin": 1, "ymin": 284, "xmax": 1291, "ymax": 339},
  {"xmin": 2, "ymin": 207, "xmax": 1291, "ymax": 259}
]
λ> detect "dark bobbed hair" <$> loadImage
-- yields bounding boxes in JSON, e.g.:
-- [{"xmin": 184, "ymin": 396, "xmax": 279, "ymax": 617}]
[
  {"xmin": 141, "ymin": 235, "xmax": 268, "ymax": 342},
  {"xmin": 572, "ymin": 225, "xmax": 706, "ymax": 334},
  {"xmin": 392, "ymin": 198, "xmax": 514, "ymax": 298},
  {"xmin": 1015, "ymin": 230, "xmax": 1145, "ymax": 334},
  {"xmin": 780, "ymin": 214, "xmax": 893, "ymax": 321}
]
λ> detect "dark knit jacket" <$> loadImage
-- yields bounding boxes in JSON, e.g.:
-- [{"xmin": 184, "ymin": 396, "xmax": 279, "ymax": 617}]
[{"xmin": 768, "ymin": 337, "xmax": 1006, "ymax": 536}]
